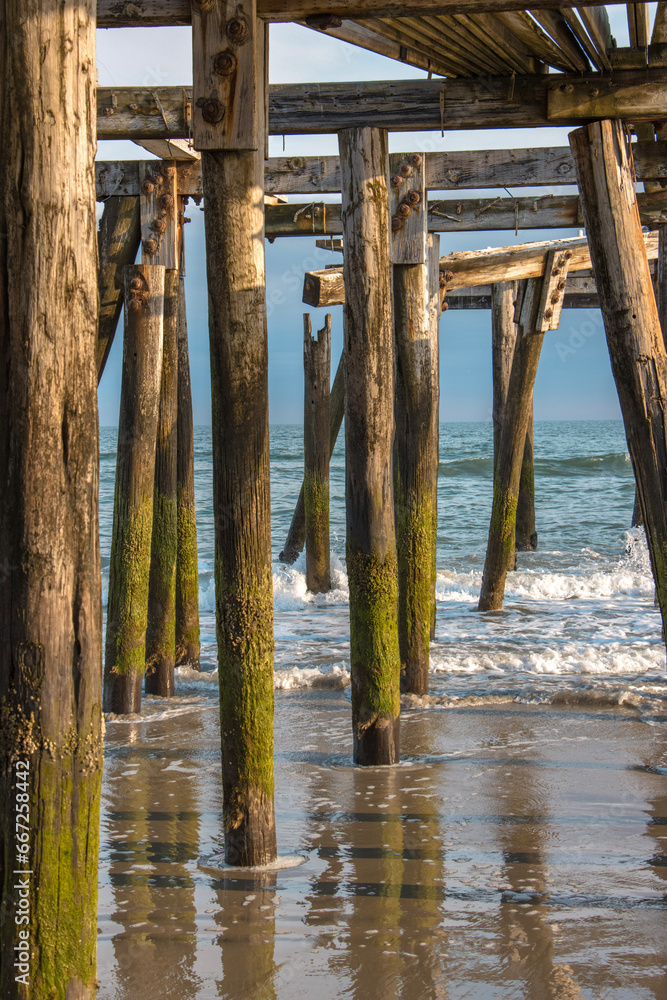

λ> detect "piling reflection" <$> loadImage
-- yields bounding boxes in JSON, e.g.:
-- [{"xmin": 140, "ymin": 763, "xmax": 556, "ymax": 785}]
[{"xmin": 214, "ymin": 873, "xmax": 277, "ymax": 1000}]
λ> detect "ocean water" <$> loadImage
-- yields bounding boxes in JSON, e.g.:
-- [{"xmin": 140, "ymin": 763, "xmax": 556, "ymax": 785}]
[
  {"xmin": 97, "ymin": 420, "xmax": 667, "ymax": 999},
  {"xmin": 100, "ymin": 419, "xmax": 666, "ymax": 719}
]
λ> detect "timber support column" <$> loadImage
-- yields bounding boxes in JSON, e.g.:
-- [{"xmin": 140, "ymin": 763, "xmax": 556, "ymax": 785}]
[
  {"xmin": 0, "ymin": 2, "xmax": 103, "ymax": 995},
  {"xmin": 194, "ymin": 1, "xmax": 276, "ymax": 864},
  {"xmin": 340, "ymin": 127, "xmax": 401, "ymax": 764},
  {"xmin": 143, "ymin": 163, "xmax": 180, "ymax": 697},
  {"xmin": 570, "ymin": 119, "xmax": 667, "ymax": 636},
  {"xmin": 304, "ymin": 313, "xmax": 332, "ymax": 593},
  {"xmin": 392, "ymin": 151, "xmax": 439, "ymax": 695},
  {"xmin": 97, "ymin": 195, "xmax": 141, "ymax": 381},
  {"xmin": 279, "ymin": 351, "xmax": 345, "ymax": 564},
  {"xmin": 104, "ymin": 266, "xmax": 165, "ymax": 713},
  {"xmin": 491, "ymin": 281, "xmax": 537, "ymax": 565},
  {"xmin": 176, "ymin": 273, "xmax": 201, "ymax": 668}
]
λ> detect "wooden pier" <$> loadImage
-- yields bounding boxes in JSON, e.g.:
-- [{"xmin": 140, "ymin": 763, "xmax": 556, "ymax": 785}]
[{"xmin": 2, "ymin": 2, "xmax": 667, "ymax": 995}]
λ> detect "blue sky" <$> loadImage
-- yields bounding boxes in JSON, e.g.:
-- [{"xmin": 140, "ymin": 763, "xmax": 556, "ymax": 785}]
[{"xmin": 96, "ymin": 8, "xmax": 644, "ymax": 425}]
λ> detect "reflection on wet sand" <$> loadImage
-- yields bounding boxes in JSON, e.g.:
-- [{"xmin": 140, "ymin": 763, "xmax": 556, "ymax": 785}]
[{"xmin": 97, "ymin": 691, "xmax": 667, "ymax": 999}]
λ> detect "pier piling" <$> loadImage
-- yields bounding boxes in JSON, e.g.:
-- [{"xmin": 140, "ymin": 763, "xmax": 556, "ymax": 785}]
[
  {"xmin": 304, "ymin": 313, "xmax": 332, "ymax": 594},
  {"xmin": 195, "ymin": 2, "xmax": 277, "ymax": 865},
  {"xmin": 479, "ymin": 275, "xmax": 549, "ymax": 611},
  {"xmin": 97, "ymin": 195, "xmax": 141, "ymax": 381},
  {"xmin": 280, "ymin": 352, "xmax": 345, "ymax": 564},
  {"xmin": 0, "ymin": 3, "xmax": 103, "ymax": 994},
  {"xmin": 176, "ymin": 274, "xmax": 201, "ymax": 668},
  {"xmin": 340, "ymin": 126, "xmax": 401, "ymax": 764},
  {"xmin": 145, "ymin": 268, "xmax": 179, "ymax": 696},
  {"xmin": 104, "ymin": 265, "xmax": 165, "ymax": 714},
  {"xmin": 570, "ymin": 119, "xmax": 667, "ymax": 638},
  {"xmin": 394, "ymin": 233, "xmax": 440, "ymax": 695}
]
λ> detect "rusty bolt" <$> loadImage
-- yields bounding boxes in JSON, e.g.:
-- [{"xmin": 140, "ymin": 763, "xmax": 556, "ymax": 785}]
[
  {"xmin": 552, "ymin": 266, "xmax": 561, "ymax": 277},
  {"xmin": 550, "ymin": 292, "xmax": 560, "ymax": 304},
  {"xmin": 441, "ymin": 300, "xmax": 449, "ymax": 311},
  {"xmin": 160, "ymin": 163, "xmax": 175, "ymax": 178},
  {"xmin": 141, "ymin": 179, "xmax": 155, "ymax": 195},
  {"xmin": 590, "ymin": 87, "xmax": 600, "ymax": 98},
  {"xmin": 409, "ymin": 153, "xmax": 422, "ymax": 168},
  {"xmin": 563, "ymin": 250, "xmax": 573, "ymax": 260},
  {"xmin": 557, "ymin": 280, "xmax": 566, "ymax": 291},
  {"xmin": 399, "ymin": 162, "xmax": 413, "ymax": 178},
  {"xmin": 226, "ymin": 15, "xmax": 251, "ymax": 45},
  {"xmin": 545, "ymin": 308, "xmax": 553, "ymax": 320},
  {"xmin": 560, "ymin": 83, "xmax": 574, "ymax": 94},
  {"xmin": 201, "ymin": 99, "xmax": 226, "ymax": 124},
  {"xmin": 390, "ymin": 174, "xmax": 403, "ymax": 188},
  {"xmin": 214, "ymin": 49, "xmax": 238, "ymax": 77},
  {"xmin": 397, "ymin": 202, "xmax": 412, "ymax": 218},
  {"xmin": 103, "ymin": 106, "xmax": 114, "ymax": 117},
  {"xmin": 159, "ymin": 193, "xmax": 174, "ymax": 209},
  {"xmin": 143, "ymin": 238, "xmax": 158, "ymax": 255},
  {"xmin": 391, "ymin": 216, "xmax": 404, "ymax": 232},
  {"xmin": 153, "ymin": 218, "xmax": 166, "ymax": 234},
  {"xmin": 192, "ymin": 0, "xmax": 214, "ymax": 10},
  {"xmin": 439, "ymin": 276, "xmax": 447, "ymax": 289},
  {"xmin": 442, "ymin": 270, "xmax": 455, "ymax": 283},
  {"xmin": 130, "ymin": 277, "xmax": 143, "ymax": 290},
  {"xmin": 129, "ymin": 297, "xmax": 143, "ymax": 312},
  {"xmin": 406, "ymin": 190, "xmax": 421, "ymax": 206}
]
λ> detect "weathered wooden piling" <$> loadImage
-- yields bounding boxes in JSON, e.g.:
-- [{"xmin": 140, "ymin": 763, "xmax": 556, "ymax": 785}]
[
  {"xmin": 340, "ymin": 126, "xmax": 401, "ymax": 764},
  {"xmin": 194, "ymin": 2, "xmax": 276, "ymax": 865},
  {"xmin": 304, "ymin": 313, "xmax": 332, "ymax": 593},
  {"xmin": 176, "ymin": 275, "xmax": 201, "ymax": 669},
  {"xmin": 279, "ymin": 352, "xmax": 345, "ymax": 564},
  {"xmin": 104, "ymin": 265, "xmax": 165, "ymax": 713},
  {"xmin": 479, "ymin": 275, "xmax": 551, "ymax": 611},
  {"xmin": 97, "ymin": 195, "xmax": 141, "ymax": 381},
  {"xmin": 145, "ymin": 269, "xmax": 179, "ymax": 696},
  {"xmin": 491, "ymin": 281, "xmax": 537, "ymax": 563},
  {"xmin": 394, "ymin": 231, "xmax": 440, "ymax": 695},
  {"xmin": 0, "ymin": 2, "xmax": 103, "ymax": 995},
  {"xmin": 570, "ymin": 119, "xmax": 667, "ymax": 635}
]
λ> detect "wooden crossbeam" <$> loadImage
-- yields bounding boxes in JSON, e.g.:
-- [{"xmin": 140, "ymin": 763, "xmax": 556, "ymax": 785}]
[
  {"xmin": 97, "ymin": 0, "xmax": 630, "ymax": 28},
  {"xmin": 302, "ymin": 232, "xmax": 661, "ymax": 306},
  {"xmin": 96, "ymin": 70, "xmax": 667, "ymax": 140},
  {"xmin": 95, "ymin": 141, "xmax": 667, "ymax": 199}
]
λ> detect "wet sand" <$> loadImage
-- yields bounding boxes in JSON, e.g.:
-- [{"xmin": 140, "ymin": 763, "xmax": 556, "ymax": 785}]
[{"xmin": 97, "ymin": 691, "xmax": 667, "ymax": 999}]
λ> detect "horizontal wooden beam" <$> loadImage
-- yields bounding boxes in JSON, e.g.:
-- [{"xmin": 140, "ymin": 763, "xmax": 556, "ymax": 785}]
[
  {"xmin": 96, "ymin": 142, "xmax": 667, "ymax": 199},
  {"xmin": 96, "ymin": 70, "xmax": 667, "ymax": 140},
  {"xmin": 302, "ymin": 232, "xmax": 661, "ymax": 306},
  {"xmin": 97, "ymin": 0, "xmax": 629, "ymax": 28}
]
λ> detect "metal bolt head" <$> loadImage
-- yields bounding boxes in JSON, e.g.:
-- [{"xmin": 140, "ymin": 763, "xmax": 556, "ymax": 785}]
[
  {"xmin": 441, "ymin": 301, "xmax": 449, "ymax": 311},
  {"xmin": 390, "ymin": 174, "xmax": 403, "ymax": 188},
  {"xmin": 563, "ymin": 250, "xmax": 573, "ymax": 260},
  {"xmin": 409, "ymin": 153, "xmax": 422, "ymax": 168},
  {"xmin": 130, "ymin": 276, "xmax": 143, "ymax": 290},
  {"xmin": 129, "ymin": 297, "xmax": 143, "ymax": 312},
  {"xmin": 397, "ymin": 202, "xmax": 412, "ymax": 218},
  {"xmin": 406, "ymin": 190, "xmax": 421, "ymax": 206},
  {"xmin": 439, "ymin": 276, "xmax": 447, "ymax": 289},
  {"xmin": 590, "ymin": 87, "xmax": 600, "ymax": 98},
  {"xmin": 153, "ymin": 218, "xmax": 166, "ymax": 234},
  {"xmin": 143, "ymin": 238, "xmax": 158, "ymax": 255},
  {"xmin": 399, "ymin": 163, "xmax": 413, "ymax": 178},
  {"xmin": 201, "ymin": 98, "xmax": 226, "ymax": 124},
  {"xmin": 214, "ymin": 49, "xmax": 238, "ymax": 77},
  {"xmin": 159, "ymin": 193, "xmax": 174, "ymax": 209},
  {"xmin": 550, "ymin": 292, "xmax": 560, "ymax": 304},
  {"xmin": 391, "ymin": 216, "xmax": 404, "ymax": 232},
  {"xmin": 141, "ymin": 179, "xmax": 154, "ymax": 195},
  {"xmin": 545, "ymin": 307, "xmax": 553, "ymax": 320},
  {"xmin": 192, "ymin": 0, "xmax": 214, "ymax": 10},
  {"xmin": 226, "ymin": 14, "xmax": 250, "ymax": 45},
  {"xmin": 442, "ymin": 270, "xmax": 454, "ymax": 283},
  {"xmin": 557, "ymin": 280, "xmax": 566, "ymax": 291},
  {"xmin": 560, "ymin": 83, "xmax": 574, "ymax": 94}
]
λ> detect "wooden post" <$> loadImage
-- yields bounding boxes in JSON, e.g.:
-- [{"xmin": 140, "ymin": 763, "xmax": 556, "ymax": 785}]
[
  {"xmin": 478, "ymin": 271, "xmax": 556, "ymax": 611},
  {"xmin": 570, "ymin": 119, "xmax": 667, "ymax": 636},
  {"xmin": 104, "ymin": 265, "xmax": 165, "ymax": 713},
  {"xmin": 428, "ymin": 237, "xmax": 441, "ymax": 642},
  {"xmin": 194, "ymin": 2, "xmax": 276, "ymax": 865},
  {"xmin": 393, "ymin": 151, "xmax": 439, "ymax": 696},
  {"xmin": 97, "ymin": 195, "xmax": 141, "ymax": 381},
  {"xmin": 340, "ymin": 126, "xmax": 401, "ymax": 765},
  {"xmin": 0, "ymin": 2, "xmax": 102, "ymax": 996},
  {"xmin": 304, "ymin": 313, "xmax": 332, "ymax": 593},
  {"xmin": 176, "ymin": 274, "xmax": 201, "ymax": 668},
  {"xmin": 279, "ymin": 352, "xmax": 345, "ymax": 564},
  {"xmin": 491, "ymin": 281, "xmax": 537, "ymax": 567},
  {"xmin": 145, "ymin": 268, "xmax": 179, "ymax": 696}
]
